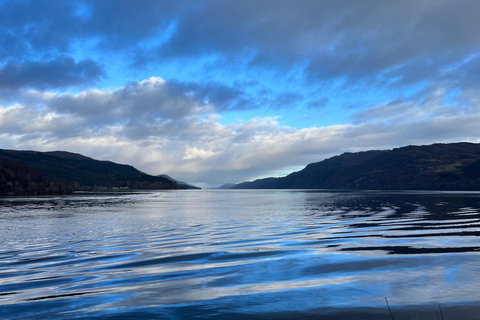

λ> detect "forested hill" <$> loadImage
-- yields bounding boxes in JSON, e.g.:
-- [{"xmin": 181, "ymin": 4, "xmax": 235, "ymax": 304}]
[
  {"xmin": 0, "ymin": 149, "xmax": 186, "ymax": 196},
  {"xmin": 232, "ymin": 142, "xmax": 480, "ymax": 191}
]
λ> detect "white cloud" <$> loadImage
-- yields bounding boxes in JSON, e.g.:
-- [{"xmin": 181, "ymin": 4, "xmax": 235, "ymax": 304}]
[
  {"xmin": 1, "ymin": 77, "xmax": 480, "ymax": 188},
  {"xmin": 183, "ymin": 147, "xmax": 218, "ymax": 160}
]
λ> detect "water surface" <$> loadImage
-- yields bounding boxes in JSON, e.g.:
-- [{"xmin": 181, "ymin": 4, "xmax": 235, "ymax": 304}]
[{"xmin": 1, "ymin": 190, "xmax": 479, "ymax": 319}]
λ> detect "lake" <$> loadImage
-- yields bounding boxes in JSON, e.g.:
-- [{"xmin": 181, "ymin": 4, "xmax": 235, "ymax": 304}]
[{"xmin": 1, "ymin": 190, "xmax": 479, "ymax": 319}]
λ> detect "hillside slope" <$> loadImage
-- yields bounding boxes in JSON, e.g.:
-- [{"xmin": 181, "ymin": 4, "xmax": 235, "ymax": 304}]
[
  {"xmin": 158, "ymin": 174, "xmax": 201, "ymax": 189},
  {"xmin": 233, "ymin": 143, "xmax": 480, "ymax": 190},
  {"xmin": 0, "ymin": 149, "xmax": 185, "ymax": 195}
]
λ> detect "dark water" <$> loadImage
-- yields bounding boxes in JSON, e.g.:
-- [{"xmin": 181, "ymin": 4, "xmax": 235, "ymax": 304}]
[{"xmin": 1, "ymin": 190, "xmax": 479, "ymax": 319}]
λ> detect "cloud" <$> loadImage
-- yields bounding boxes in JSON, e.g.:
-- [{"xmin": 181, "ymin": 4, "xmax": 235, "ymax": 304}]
[
  {"xmin": 1, "ymin": 0, "xmax": 479, "ymax": 114},
  {"xmin": 0, "ymin": 1, "xmax": 78, "ymax": 57},
  {"xmin": 161, "ymin": 80, "xmax": 247, "ymax": 112},
  {"xmin": 307, "ymin": 98, "xmax": 329, "ymax": 109},
  {"xmin": 1, "ymin": 1, "xmax": 480, "ymax": 187},
  {"xmin": 0, "ymin": 56, "xmax": 105, "ymax": 90},
  {"xmin": 0, "ymin": 104, "xmax": 81, "ymax": 136},
  {"xmin": 4, "ymin": 1, "xmax": 479, "ymax": 86},
  {"xmin": 1, "ymin": 76, "xmax": 480, "ymax": 188},
  {"xmin": 0, "ymin": 0, "xmax": 186, "ymax": 59},
  {"xmin": 21, "ymin": 77, "xmax": 216, "ymax": 139},
  {"xmin": 132, "ymin": 0, "xmax": 480, "ymax": 85}
]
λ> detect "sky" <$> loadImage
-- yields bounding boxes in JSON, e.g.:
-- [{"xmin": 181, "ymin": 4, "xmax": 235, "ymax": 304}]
[{"xmin": 1, "ymin": 0, "xmax": 480, "ymax": 188}]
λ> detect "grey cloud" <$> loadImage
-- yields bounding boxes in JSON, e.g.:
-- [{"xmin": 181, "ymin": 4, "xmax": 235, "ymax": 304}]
[
  {"xmin": 352, "ymin": 99, "xmax": 415, "ymax": 123},
  {"xmin": 149, "ymin": 0, "xmax": 480, "ymax": 84},
  {"xmin": 0, "ymin": 56, "xmax": 105, "ymax": 89},
  {"xmin": 379, "ymin": 58, "xmax": 443, "ymax": 87},
  {"xmin": 120, "ymin": 80, "xmax": 208, "ymax": 119},
  {"xmin": 19, "ymin": 77, "xmax": 279, "ymax": 143},
  {"xmin": 305, "ymin": 1, "xmax": 480, "ymax": 82},
  {"xmin": 173, "ymin": 81, "xmax": 306, "ymax": 112},
  {"xmin": 0, "ymin": 0, "xmax": 175, "ymax": 55},
  {"xmin": 0, "ymin": 104, "xmax": 83, "ymax": 139},
  {"xmin": 171, "ymin": 109, "xmax": 480, "ymax": 187},
  {"xmin": 0, "ymin": 32, "xmax": 29, "ymax": 61},
  {"xmin": 164, "ymin": 81, "xmax": 246, "ymax": 112},
  {"xmin": 344, "ymin": 113, "xmax": 480, "ymax": 148},
  {"xmin": 3, "ymin": 0, "xmax": 479, "ymax": 95},
  {"xmin": 156, "ymin": 0, "xmax": 351, "ymax": 60},
  {"xmin": 3, "ymin": 0, "xmax": 480, "ymax": 186},
  {"xmin": 308, "ymin": 98, "xmax": 329, "ymax": 109},
  {"xmin": 4, "ymin": 82, "xmax": 480, "ymax": 187},
  {"xmin": 46, "ymin": 77, "xmax": 205, "ymax": 119},
  {"xmin": 0, "ymin": 1, "xmax": 82, "ymax": 55},
  {"xmin": 83, "ymin": 0, "xmax": 194, "ymax": 50},
  {"xmin": 273, "ymin": 92, "xmax": 304, "ymax": 108},
  {"xmin": 448, "ymin": 55, "xmax": 480, "ymax": 89},
  {"xmin": 0, "ymin": 0, "xmax": 182, "ymax": 90},
  {"xmin": 24, "ymin": 77, "xmax": 220, "ymax": 140}
]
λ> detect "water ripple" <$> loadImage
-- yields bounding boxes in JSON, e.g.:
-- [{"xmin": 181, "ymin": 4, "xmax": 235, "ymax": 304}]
[{"xmin": 1, "ymin": 190, "xmax": 480, "ymax": 319}]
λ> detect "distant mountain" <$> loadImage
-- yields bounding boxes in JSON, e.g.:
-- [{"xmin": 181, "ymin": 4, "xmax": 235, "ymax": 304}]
[
  {"xmin": 157, "ymin": 174, "xmax": 200, "ymax": 189},
  {"xmin": 0, "ymin": 149, "xmax": 186, "ymax": 196},
  {"xmin": 232, "ymin": 142, "xmax": 480, "ymax": 191}
]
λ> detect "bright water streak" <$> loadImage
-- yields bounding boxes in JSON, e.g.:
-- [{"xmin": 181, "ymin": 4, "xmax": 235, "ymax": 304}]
[{"xmin": 0, "ymin": 190, "xmax": 480, "ymax": 319}]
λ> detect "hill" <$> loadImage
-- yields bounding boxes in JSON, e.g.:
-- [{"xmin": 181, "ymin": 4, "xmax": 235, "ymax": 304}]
[
  {"xmin": 0, "ymin": 149, "xmax": 186, "ymax": 196},
  {"xmin": 158, "ymin": 174, "xmax": 200, "ymax": 189},
  {"xmin": 232, "ymin": 142, "xmax": 480, "ymax": 190}
]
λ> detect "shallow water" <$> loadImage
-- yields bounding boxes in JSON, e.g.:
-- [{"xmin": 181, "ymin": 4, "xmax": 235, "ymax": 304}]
[{"xmin": 0, "ymin": 190, "xmax": 479, "ymax": 319}]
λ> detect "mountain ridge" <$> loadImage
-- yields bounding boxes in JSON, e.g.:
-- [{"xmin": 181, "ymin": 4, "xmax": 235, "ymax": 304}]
[
  {"xmin": 158, "ymin": 174, "xmax": 200, "ymax": 189},
  {"xmin": 231, "ymin": 142, "xmax": 480, "ymax": 191},
  {"xmin": 0, "ymin": 149, "xmax": 188, "ymax": 196}
]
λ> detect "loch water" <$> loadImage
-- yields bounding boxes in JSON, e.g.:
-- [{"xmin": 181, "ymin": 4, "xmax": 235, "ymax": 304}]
[{"xmin": 0, "ymin": 190, "xmax": 479, "ymax": 319}]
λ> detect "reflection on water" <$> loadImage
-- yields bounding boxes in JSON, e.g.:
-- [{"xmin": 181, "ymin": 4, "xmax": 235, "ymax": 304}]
[{"xmin": 0, "ymin": 190, "xmax": 479, "ymax": 319}]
